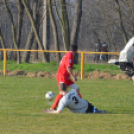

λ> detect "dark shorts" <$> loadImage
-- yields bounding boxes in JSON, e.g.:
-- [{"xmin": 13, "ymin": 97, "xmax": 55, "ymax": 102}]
[
  {"xmin": 119, "ymin": 62, "xmax": 134, "ymax": 77},
  {"xmin": 56, "ymin": 73, "xmax": 74, "ymax": 87},
  {"xmin": 119, "ymin": 62, "xmax": 134, "ymax": 71},
  {"xmin": 85, "ymin": 102, "xmax": 94, "ymax": 113}
]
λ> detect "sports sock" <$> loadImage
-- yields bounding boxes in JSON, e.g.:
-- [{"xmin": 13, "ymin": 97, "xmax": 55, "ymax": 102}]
[
  {"xmin": 93, "ymin": 107, "xmax": 97, "ymax": 113},
  {"xmin": 51, "ymin": 94, "xmax": 63, "ymax": 110},
  {"xmin": 78, "ymin": 93, "xmax": 82, "ymax": 98},
  {"xmin": 93, "ymin": 107, "xmax": 100, "ymax": 113}
]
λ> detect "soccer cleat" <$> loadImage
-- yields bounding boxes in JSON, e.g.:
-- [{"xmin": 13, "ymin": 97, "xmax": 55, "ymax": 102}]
[
  {"xmin": 49, "ymin": 108, "xmax": 57, "ymax": 111},
  {"xmin": 100, "ymin": 110, "xmax": 106, "ymax": 113},
  {"xmin": 94, "ymin": 108, "xmax": 106, "ymax": 114}
]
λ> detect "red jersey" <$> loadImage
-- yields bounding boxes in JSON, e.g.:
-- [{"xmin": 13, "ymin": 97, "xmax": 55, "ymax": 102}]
[{"xmin": 57, "ymin": 51, "xmax": 74, "ymax": 77}]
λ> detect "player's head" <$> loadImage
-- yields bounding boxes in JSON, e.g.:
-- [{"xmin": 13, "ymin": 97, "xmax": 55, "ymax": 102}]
[
  {"xmin": 97, "ymin": 39, "xmax": 101, "ymax": 43},
  {"xmin": 59, "ymin": 83, "xmax": 67, "ymax": 91},
  {"xmin": 70, "ymin": 45, "xmax": 78, "ymax": 52}
]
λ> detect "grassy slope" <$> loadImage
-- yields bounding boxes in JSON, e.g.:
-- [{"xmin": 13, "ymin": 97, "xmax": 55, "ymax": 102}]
[
  {"xmin": 0, "ymin": 76, "xmax": 134, "ymax": 134},
  {"xmin": 0, "ymin": 60, "xmax": 122, "ymax": 74}
]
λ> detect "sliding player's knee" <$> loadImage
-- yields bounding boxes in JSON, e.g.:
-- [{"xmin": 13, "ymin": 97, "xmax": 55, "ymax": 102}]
[{"xmin": 76, "ymin": 88, "xmax": 80, "ymax": 93}]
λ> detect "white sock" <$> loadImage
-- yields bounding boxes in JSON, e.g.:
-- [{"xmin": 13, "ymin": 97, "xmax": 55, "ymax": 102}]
[{"xmin": 93, "ymin": 107, "xmax": 96, "ymax": 113}]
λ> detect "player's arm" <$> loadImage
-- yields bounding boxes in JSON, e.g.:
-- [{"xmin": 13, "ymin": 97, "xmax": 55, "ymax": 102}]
[
  {"xmin": 44, "ymin": 100, "xmax": 65, "ymax": 114},
  {"xmin": 132, "ymin": 37, "xmax": 134, "ymax": 46},
  {"xmin": 132, "ymin": 58, "xmax": 134, "ymax": 64},
  {"xmin": 43, "ymin": 109, "xmax": 61, "ymax": 114},
  {"xmin": 67, "ymin": 67, "xmax": 77, "ymax": 81}
]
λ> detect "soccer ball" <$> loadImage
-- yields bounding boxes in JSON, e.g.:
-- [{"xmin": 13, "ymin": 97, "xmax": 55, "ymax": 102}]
[{"xmin": 45, "ymin": 91, "xmax": 55, "ymax": 101}]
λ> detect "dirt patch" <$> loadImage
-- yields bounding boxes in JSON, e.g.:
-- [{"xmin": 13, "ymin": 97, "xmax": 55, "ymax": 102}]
[
  {"xmin": 85, "ymin": 70, "xmax": 131, "ymax": 80},
  {"xmin": 37, "ymin": 71, "xmax": 53, "ymax": 78},
  {"xmin": 0, "ymin": 70, "xmax": 132, "ymax": 80},
  {"xmin": 37, "ymin": 71, "xmax": 47, "ymax": 77},
  {"xmin": 113, "ymin": 74, "xmax": 131, "ymax": 80},
  {"xmin": 86, "ymin": 70, "xmax": 114, "ymax": 79},
  {"xmin": 7, "ymin": 70, "xmax": 26, "ymax": 76},
  {"xmin": 27, "ymin": 72, "xmax": 37, "ymax": 77}
]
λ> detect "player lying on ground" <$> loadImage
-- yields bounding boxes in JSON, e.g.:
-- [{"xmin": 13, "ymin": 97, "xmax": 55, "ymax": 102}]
[{"xmin": 43, "ymin": 83, "xmax": 106, "ymax": 114}]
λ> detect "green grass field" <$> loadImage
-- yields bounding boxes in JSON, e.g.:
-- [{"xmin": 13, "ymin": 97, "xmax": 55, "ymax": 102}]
[
  {"xmin": 0, "ymin": 75, "xmax": 134, "ymax": 134},
  {"xmin": 0, "ymin": 60, "xmax": 122, "ymax": 75}
]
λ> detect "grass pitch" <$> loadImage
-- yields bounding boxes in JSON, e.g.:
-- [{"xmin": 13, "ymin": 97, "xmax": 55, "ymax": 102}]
[{"xmin": 0, "ymin": 76, "xmax": 134, "ymax": 134}]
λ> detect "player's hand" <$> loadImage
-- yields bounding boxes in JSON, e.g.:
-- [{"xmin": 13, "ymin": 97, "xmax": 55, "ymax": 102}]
[
  {"xmin": 132, "ymin": 58, "xmax": 134, "ymax": 64},
  {"xmin": 72, "ymin": 76, "xmax": 77, "ymax": 81},
  {"xmin": 43, "ymin": 109, "xmax": 49, "ymax": 113},
  {"xmin": 132, "ymin": 75, "xmax": 134, "ymax": 81}
]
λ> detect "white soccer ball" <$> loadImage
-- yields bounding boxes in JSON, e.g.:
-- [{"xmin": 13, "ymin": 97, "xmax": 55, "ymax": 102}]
[{"xmin": 45, "ymin": 91, "xmax": 55, "ymax": 101}]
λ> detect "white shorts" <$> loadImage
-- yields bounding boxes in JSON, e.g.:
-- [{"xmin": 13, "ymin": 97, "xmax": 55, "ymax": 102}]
[{"xmin": 68, "ymin": 83, "xmax": 79, "ymax": 91}]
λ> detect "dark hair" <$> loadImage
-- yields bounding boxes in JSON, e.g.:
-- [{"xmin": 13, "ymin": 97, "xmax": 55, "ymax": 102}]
[
  {"xmin": 70, "ymin": 45, "xmax": 78, "ymax": 52},
  {"xmin": 59, "ymin": 83, "xmax": 67, "ymax": 91}
]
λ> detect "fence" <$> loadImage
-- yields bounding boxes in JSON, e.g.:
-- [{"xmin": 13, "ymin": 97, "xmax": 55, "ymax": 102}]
[{"xmin": 0, "ymin": 49, "xmax": 120, "ymax": 79}]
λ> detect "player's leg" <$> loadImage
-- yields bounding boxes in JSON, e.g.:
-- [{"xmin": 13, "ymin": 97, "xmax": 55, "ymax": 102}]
[
  {"xmin": 68, "ymin": 83, "xmax": 82, "ymax": 98},
  {"xmin": 50, "ymin": 74, "xmax": 64, "ymax": 110},
  {"xmin": 119, "ymin": 62, "xmax": 127, "ymax": 71},
  {"xmin": 51, "ymin": 76, "xmax": 82, "ymax": 110},
  {"xmin": 119, "ymin": 62, "xmax": 133, "ymax": 71},
  {"xmin": 50, "ymin": 92, "xmax": 63, "ymax": 110},
  {"xmin": 119, "ymin": 62, "xmax": 134, "ymax": 77},
  {"xmin": 126, "ymin": 63, "xmax": 134, "ymax": 71},
  {"xmin": 96, "ymin": 54, "xmax": 100, "ymax": 63},
  {"xmin": 93, "ymin": 107, "xmax": 106, "ymax": 113},
  {"xmin": 86, "ymin": 102, "xmax": 106, "ymax": 114}
]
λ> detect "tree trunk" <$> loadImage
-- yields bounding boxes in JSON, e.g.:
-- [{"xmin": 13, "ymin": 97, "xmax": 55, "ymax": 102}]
[
  {"xmin": 71, "ymin": 0, "xmax": 82, "ymax": 46},
  {"xmin": 16, "ymin": 0, "xmax": 24, "ymax": 47},
  {"xmin": 114, "ymin": 0, "xmax": 128, "ymax": 44},
  {"xmin": 32, "ymin": 37, "xmax": 38, "ymax": 62},
  {"xmin": 22, "ymin": 0, "xmax": 37, "ymax": 63},
  {"xmin": 13, "ymin": 0, "xmax": 24, "ymax": 63},
  {"xmin": 48, "ymin": 0, "xmax": 61, "ymax": 63},
  {"xmin": 21, "ymin": 0, "xmax": 48, "ymax": 63},
  {"xmin": 60, "ymin": 0, "xmax": 70, "ymax": 51},
  {"xmin": 0, "ymin": 27, "xmax": 6, "ymax": 49},
  {"xmin": 71, "ymin": 0, "xmax": 82, "ymax": 64},
  {"xmin": 43, "ymin": 0, "xmax": 50, "ymax": 62},
  {"xmin": 0, "ymin": 27, "xmax": 6, "ymax": 60},
  {"xmin": 3, "ymin": 0, "xmax": 20, "ymax": 64},
  {"xmin": 22, "ymin": 28, "xmax": 34, "ymax": 62}
]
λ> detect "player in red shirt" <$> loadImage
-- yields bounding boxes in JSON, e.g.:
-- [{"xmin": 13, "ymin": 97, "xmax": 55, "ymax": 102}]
[{"xmin": 50, "ymin": 45, "xmax": 82, "ymax": 110}]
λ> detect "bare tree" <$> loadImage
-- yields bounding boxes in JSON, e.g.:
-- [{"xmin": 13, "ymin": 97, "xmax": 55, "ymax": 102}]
[
  {"xmin": 3, "ymin": 0, "xmax": 20, "ymax": 64},
  {"xmin": 1, "ymin": 0, "xmax": 134, "ymax": 63},
  {"xmin": 60, "ymin": 0, "xmax": 70, "ymax": 50},
  {"xmin": 12, "ymin": 0, "xmax": 24, "ymax": 62},
  {"xmin": 0, "ymin": 27, "xmax": 6, "ymax": 49},
  {"xmin": 114, "ymin": 0, "xmax": 128, "ymax": 44},
  {"xmin": 21, "ymin": 0, "xmax": 48, "ymax": 62},
  {"xmin": 16, "ymin": 0, "xmax": 24, "ymax": 47},
  {"xmin": 22, "ymin": 0, "xmax": 38, "ymax": 62},
  {"xmin": 0, "ymin": 27, "xmax": 5, "ymax": 60},
  {"xmin": 31, "ymin": 1, "xmax": 40, "ymax": 62},
  {"xmin": 71, "ymin": 0, "xmax": 82, "ymax": 46},
  {"xmin": 48, "ymin": 0, "xmax": 61, "ymax": 63}
]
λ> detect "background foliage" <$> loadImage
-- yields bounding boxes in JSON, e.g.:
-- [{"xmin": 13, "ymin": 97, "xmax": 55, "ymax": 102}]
[{"xmin": 0, "ymin": 0, "xmax": 134, "ymax": 62}]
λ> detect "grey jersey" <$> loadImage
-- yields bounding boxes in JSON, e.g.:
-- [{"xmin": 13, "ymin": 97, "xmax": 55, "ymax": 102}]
[{"xmin": 57, "ymin": 90, "xmax": 88, "ymax": 113}]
